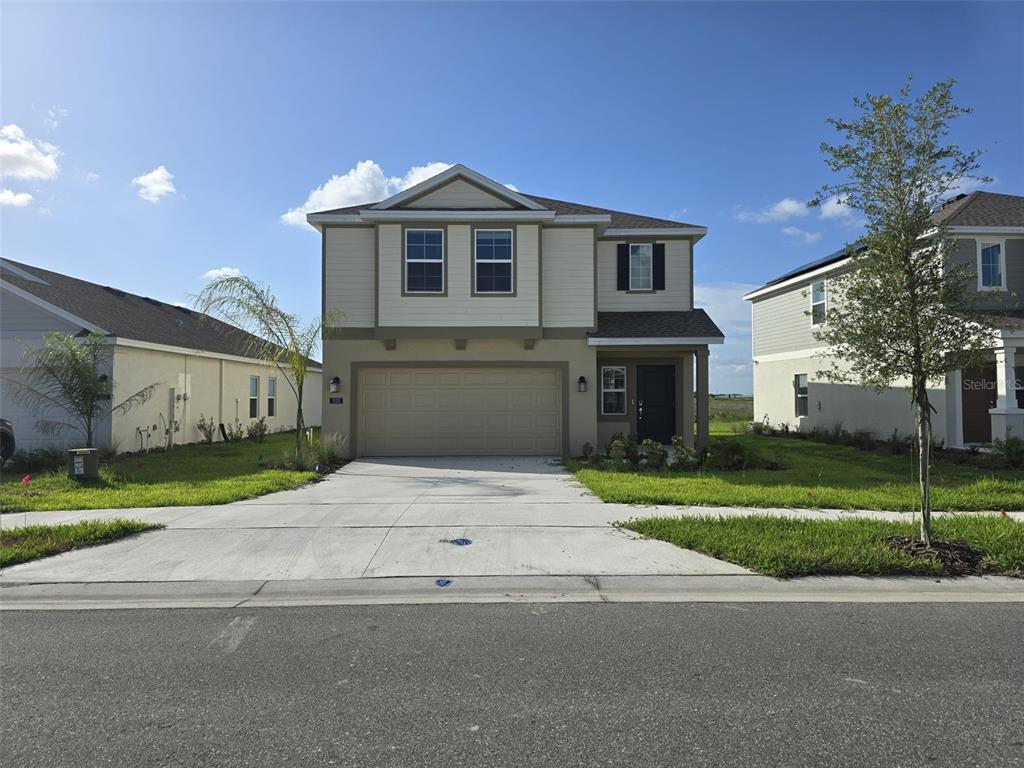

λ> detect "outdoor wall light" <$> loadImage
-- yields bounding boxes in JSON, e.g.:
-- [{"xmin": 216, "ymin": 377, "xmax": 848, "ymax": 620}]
[
  {"xmin": 329, "ymin": 376, "xmax": 341, "ymax": 394},
  {"xmin": 577, "ymin": 376, "xmax": 588, "ymax": 393}
]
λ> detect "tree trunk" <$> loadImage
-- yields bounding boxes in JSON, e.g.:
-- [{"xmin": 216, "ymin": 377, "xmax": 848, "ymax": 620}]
[
  {"xmin": 916, "ymin": 394, "xmax": 933, "ymax": 547},
  {"xmin": 294, "ymin": 398, "xmax": 304, "ymax": 465}
]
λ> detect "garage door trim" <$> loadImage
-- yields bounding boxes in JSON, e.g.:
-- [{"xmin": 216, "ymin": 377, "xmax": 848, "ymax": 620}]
[{"xmin": 350, "ymin": 360, "xmax": 570, "ymax": 457}]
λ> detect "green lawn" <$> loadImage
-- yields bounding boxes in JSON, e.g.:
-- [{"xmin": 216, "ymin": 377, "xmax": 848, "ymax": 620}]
[
  {"xmin": 0, "ymin": 431, "xmax": 319, "ymax": 512},
  {"xmin": 573, "ymin": 432, "xmax": 1024, "ymax": 511},
  {"xmin": 0, "ymin": 519, "xmax": 164, "ymax": 568},
  {"xmin": 622, "ymin": 515, "xmax": 1024, "ymax": 578}
]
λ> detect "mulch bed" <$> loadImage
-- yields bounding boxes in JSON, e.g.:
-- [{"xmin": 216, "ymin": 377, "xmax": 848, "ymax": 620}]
[{"xmin": 886, "ymin": 536, "xmax": 986, "ymax": 576}]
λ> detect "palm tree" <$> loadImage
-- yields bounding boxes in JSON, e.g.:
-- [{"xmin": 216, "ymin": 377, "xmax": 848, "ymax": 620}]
[{"xmin": 195, "ymin": 275, "xmax": 327, "ymax": 464}]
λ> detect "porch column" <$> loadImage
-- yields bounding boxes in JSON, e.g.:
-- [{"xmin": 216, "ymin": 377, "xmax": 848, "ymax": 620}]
[
  {"xmin": 696, "ymin": 347, "xmax": 710, "ymax": 450},
  {"xmin": 990, "ymin": 345, "xmax": 1024, "ymax": 441},
  {"xmin": 681, "ymin": 353, "xmax": 694, "ymax": 449}
]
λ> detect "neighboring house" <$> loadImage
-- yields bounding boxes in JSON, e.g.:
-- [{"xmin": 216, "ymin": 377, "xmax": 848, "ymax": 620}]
[
  {"xmin": 1, "ymin": 259, "xmax": 322, "ymax": 453},
  {"xmin": 308, "ymin": 164, "xmax": 724, "ymax": 458},
  {"xmin": 744, "ymin": 191, "xmax": 1024, "ymax": 447}
]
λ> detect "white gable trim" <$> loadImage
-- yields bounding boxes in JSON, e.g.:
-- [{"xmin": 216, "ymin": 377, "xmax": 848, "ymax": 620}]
[
  {"xmin": 743, "ymin": 257, "xmax": 852, "ymax": 301},
  {"xmin": 0, "ymin": 281, "xmax": 107, "ymax": 334},
  {"xmin": 371, "ymin": 164, "xmax": 547, "ymax": 211}
]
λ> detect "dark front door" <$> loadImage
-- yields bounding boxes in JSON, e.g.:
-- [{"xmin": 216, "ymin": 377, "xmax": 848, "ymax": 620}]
[
  {"xmin": 962, "ymin": 365, "xmax": 996, "ymax": 444},
  {"xmin": 637, "ymin": 365, "xmax": 676, "ymax": 444}
]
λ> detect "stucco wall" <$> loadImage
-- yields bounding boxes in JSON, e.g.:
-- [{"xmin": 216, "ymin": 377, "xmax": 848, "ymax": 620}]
[{"xmin": 321, "ymin": 337, "xmax": 597, "ymax": 457}]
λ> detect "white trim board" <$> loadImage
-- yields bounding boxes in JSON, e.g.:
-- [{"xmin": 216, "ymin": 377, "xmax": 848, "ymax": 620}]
[{"xmin": 743, "ymin": 258, "xmax": 852, "ymax": 301}]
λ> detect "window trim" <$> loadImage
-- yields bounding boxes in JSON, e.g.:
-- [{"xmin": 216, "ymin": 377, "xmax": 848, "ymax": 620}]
[
  {"xmin": 601, "ymin": 365, "xmax": 628, "ymax": 416},
  {"xmin": 628, "ymin": 243, "xmax": 654, "ymax": 292},
  {"xmin": 402, "ymin": 226, "xmax": 447, "ymax": 296},
  {"xmin": 976, "ymin": 239, "xmax": 1007, "ymax": 292},
  {"xmin": 810, "ymin": 279, "xmax": 827, "ymax": 327},
  {"xmin": 472, "ymin": 227, "xmax": 516, "ymax": 296},
  {"xmin": 267, "ymin": 376, "xmax": 276, "ymax": 419},
  {"xmin": 249, "ymin": 375, "xmax": 259, "ymax": 419},
  {"xmin": 794, "ymin": 373, "xmax": 809, "ymax": 418}
]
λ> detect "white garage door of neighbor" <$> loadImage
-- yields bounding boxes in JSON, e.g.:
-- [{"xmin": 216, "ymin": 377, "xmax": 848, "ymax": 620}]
[{"xmin": 358, "ymin": 367, "xmax": 563, "ymax": 456}]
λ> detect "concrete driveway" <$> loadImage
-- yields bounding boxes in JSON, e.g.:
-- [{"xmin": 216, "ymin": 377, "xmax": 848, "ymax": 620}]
[{"xmin": 0, "ymin": 457, "xmax": 747, "ymax": 583}]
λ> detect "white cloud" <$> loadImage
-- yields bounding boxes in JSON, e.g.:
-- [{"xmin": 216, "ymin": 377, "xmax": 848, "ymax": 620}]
[
  {"xmin": 280, "ymin": 160, "xmax": 455, "ymax": 227},
  {"xmin": 44, "ymin": 106, "xmax": 69, "ymax": 131},
  {"xmin": 818, "ymin": 194, "xmax": 856, "ymax": 224},
  {"xmin": 0, "ymin": 124, "xmax": 60, "ymax": 180},
  {"xmin": 503, "ymin": 183, "xmax": 519, "ymax": 192},
  {"xmin": 781, "ymin": 226, "xmax": 822, "ymax": 244},
  {"xmin": 947, "ymin": 176, "xmax": 996, "ymax": 197},
  {"xmin": 0, "ymin": 188, "xmax": 34, "ymax": 207},
  {"xmin": 203, "ymin": 266, "xmax": 241, "ymax": 280},
  {"xmin": 736, "ymin": 197, "xmax": 808, "ymax": 223},
  {"xmin": 131, "ymin": 165, "xmax": 176, "ymax": 203},
  {"xmin": 85, "ymin": 172, "xmax": 100, "ymax": 182}
]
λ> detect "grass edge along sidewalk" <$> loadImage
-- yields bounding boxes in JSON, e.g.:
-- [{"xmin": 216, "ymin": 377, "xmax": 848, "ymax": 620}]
[
  {"xmin": 0, "ymin": 519, "xmax": 164, "ymax": 568},
  {"xmin": 621, "ymin": 514, "xmax": 1024, "ymax": 578}
]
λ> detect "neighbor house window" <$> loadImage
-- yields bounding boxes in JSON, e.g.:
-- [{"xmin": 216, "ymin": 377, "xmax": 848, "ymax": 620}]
[
  {"xmin": 601, "ymin": 366, "xmax": 627, "ymax": 415},
  {"xmin": 474, "ymin": 229, "xmax": 514, "ymax": 293},
  {"xmin": 405, "ymin": 228, "xmax": 444, "ymax": 293},
  {"xmin": 267, "ymin": 376, "xmax": 276, "ymax": 418},
  {"xmin": 1017, "ymin": 366, "xmax": 1024, "ymax": 410},
  {"xmin": 978, "ymin": 241, "xmax": 1005, "ymax": 290},
  {"xmin": 810, "ymin": 280, "xmax": 827, "ymax": 326},
  {"xmin": 629, "ymin": 244, "xmax": 653, "ymax": 291},
  {"xmin": 249, "ymin": 376, "xmax": 259, "ymax": 418},
  {"xmin": 794, "ymin": 374, "xmax": 808, "ymax": 417}
]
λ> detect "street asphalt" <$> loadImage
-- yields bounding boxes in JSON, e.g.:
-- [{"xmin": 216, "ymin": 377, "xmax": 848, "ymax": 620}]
[{"xmin": 2, "ymin": 602, "xmax": 1021, "ymax": 767}]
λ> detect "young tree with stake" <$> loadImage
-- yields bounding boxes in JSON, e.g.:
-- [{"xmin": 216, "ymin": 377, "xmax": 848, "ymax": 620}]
[{"xmin": 810, "ymin": 78, "xmax": 994, "ymax": 546}]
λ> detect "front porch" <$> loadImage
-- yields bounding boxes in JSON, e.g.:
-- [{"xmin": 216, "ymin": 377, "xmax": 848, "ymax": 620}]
[{"xmin": 949, "ymin": 328, "xmax": 1024, "ymax": 446}]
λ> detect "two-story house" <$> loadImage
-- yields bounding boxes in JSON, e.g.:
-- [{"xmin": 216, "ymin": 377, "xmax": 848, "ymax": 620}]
[
  {"xmin": 744, "ymin": 191, "xmax": 1024, "ymax": 447},
  {"xmin": 308, "ymin": 164, "xmax": 724, "ymax": 458}
]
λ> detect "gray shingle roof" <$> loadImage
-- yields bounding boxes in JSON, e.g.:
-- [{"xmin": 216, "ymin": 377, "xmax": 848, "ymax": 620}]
[
  {"xmin": 1, "ymin": 259, "xmax": 321, "ymax": 367},
  {"xmin": 590, "ymin": 310, "xmax": 724, "ymax": 340},
  {"xmin": 312, "ymin": 194, "xmax": 700, "ymax": 229}
]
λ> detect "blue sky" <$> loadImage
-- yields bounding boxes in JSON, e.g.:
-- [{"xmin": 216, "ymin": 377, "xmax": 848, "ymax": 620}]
[{"xmin": 2, "ymin": 2, "xmax": 1022, "ymax": 393}]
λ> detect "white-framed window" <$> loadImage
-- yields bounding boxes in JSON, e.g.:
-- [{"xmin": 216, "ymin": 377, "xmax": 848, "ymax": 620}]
[
  {"xmin": 794, "ymin": 373, "xmax": 808, "ymax": 417},
  {"xmin": 249, "ymin": 376, "xmax": 259, "ymax": 418},
  {"xmin": 629, "ymin": 243, "xmax": 653, "ymax": 291},
  {"xmin": 405, "ymin": 228, "xmax": 444, "ymax": 293},
  {"xmin": 267, "ymin": 376, "xmax": 276, "ymax": 418},
  {"xmin": 810, "ymin": 279, "xmax": 827, "ymax": 326},
  {"xmin": 977, "ymin": 240, "xmax": 1006, "ymax": 291},
  {"xmin": 601, "ymin": 366, "xmax": 627, "ymax": 415},
  {"xmin": 474, "ymin": 229, "xmax": 514, "ymax": 294}
]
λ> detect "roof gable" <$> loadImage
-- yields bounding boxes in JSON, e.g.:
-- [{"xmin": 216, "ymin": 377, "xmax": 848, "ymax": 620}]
[
  {"xmin": 402, "ymin": 177, "xmax": 517, "ymax": 210},
  {"xmin": 371, "ymin": 164, "xmax": 547, "ymax": 211}
]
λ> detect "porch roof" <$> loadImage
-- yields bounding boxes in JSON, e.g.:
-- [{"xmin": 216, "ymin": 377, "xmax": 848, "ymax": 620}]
[{"xmin": 587, "ymin": 310, "xmax": 724, "ymax": 346}]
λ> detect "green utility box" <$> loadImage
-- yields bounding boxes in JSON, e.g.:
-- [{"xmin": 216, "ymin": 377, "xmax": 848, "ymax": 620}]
[{"xmin": 67, "ymin": 448, "xmax": 100, "ymax": 480}]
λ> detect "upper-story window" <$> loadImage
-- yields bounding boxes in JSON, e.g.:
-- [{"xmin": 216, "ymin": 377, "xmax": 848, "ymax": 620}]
[
  {"xmin": 629, "ymin": 244, "xmax": 653, "ymax": 291},
  {"xmin": 810, "ymin": 279, "xmax": 827, "ymax": 326},
  {"xmin": 978, "ymin": 241, "xmax": 1005, "ymax": 291},
  {"xmin": 405, "ymin": 228, "xmax": 445, "ymax": 294},
  {"xmin": 474, "ymin": 229, "xmax": 514, "ymax": 294}
]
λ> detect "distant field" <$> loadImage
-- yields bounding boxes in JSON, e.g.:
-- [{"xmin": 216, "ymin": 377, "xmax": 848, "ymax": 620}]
[{"xmin": 708, "ymin": 396, "xmax": 753, "ymax": 434}]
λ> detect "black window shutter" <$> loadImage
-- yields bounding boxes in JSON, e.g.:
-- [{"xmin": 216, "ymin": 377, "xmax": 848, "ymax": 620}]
[
  {"xmin": 616, "ymin": 244, "xmax": 629, "ymax": 290},
  {"xmin": 653, "ymin": 243, "xmax": 666, "ymax": 290}
]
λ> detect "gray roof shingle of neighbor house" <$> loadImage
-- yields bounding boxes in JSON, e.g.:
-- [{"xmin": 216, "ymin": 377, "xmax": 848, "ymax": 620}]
[
  {"xmin": 314, "ymin": 193, "xmax": 700, "ymax": 230},
  {"xmin": 1, "ymin": 258, "xmax": 321, "ymax": 367},
  {"xmin": 590, "ymin": 310, "xmax": 725, "ymax": 340},
  {"xmin": 759, "ymin": 191, "xmax": 1024, "ymax": 288}
]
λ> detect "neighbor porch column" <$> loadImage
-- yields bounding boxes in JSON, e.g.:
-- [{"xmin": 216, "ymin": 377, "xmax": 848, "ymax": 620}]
[
  {"xmin": 681, "ymin": 353, "xmax": 694, "ymax": 449},
  {"xmin": 990, "ymin": 344, "xmax": 1024, "ymax": 441},
  {"xmin": 696, "ymin": 347, "xmax": 710, "ymax": 450}
]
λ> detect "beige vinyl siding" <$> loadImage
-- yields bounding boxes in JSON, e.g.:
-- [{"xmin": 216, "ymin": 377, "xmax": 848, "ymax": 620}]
[
  {"xmin": 596, "ymin": 239, "xmax": 692, "ymax": 311},
  {"xmin": 945, "ymin": 237, "xmax": 1024, "ymax": 311},
  {"xmin": 542, "ymin": 227, "xmax": 595, "ymax": 327},
  {"xmin": 751, "ymin": 282, "xmax": 819, "ymax": 356},
  {"xmin": 324, "ymin": 227, "xmax": 375, "ymax": 327},
  {"xmin": 377, "ymin": 223, "xmax": 540, "ymax": 327},
  {"xmin": 405, "ymin": 178, "xmax": 514, "ymax": 209}
]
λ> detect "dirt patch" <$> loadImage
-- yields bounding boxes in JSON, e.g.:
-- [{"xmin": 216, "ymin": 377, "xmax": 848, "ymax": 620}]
[{"xmin": 886, "ymin": 536, "xmax": 986, "ymax": 576}]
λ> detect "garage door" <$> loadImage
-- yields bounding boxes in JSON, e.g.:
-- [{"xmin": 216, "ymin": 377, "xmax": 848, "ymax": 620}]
[{"xmin": 358, "ymin": 367, "xmax": 562, "ymax": 456}]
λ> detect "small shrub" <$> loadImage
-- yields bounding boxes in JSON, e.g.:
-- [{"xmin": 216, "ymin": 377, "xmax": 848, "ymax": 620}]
[
  {"xmin": 581, "ymin": 442, "xmax": 595, "ymax": 461},
  {"xmin": 623, "ymin": 433, "xmax": 640, "ymax": 467},
  {"xmin": 669, "ymin": 435, "xmax": 701, "ymax": 471},
  {"xmin": 224, "ymin": 420, "xmax": 245, "ymax": 443},
  {"xmin": 246, "ymin": 417, "xmax": 269, "ymax": 443},
  {"xmin": 4, "ymin": 446, "xmax": 67, "ymax": 474},
  {"xmin": 993, "ymin": 434, "xmax": 1024, "ymax": 470},
  {"xmin": 606, "ymin": 432, "xmax": 625, "ymax": 454},
  {"xmin": 607, "ymin": 439, "xmax": 625, "ymax": 465},
  {"xmin": 640, "ymin": 439, "xmax": 667, "ymax": 470},
  {"xmin": 586, "ymin": 452, "xmax": 605, "ymax": 469},
  {"xmin": 196, "ymin": 414, "xmax": 217, "ymax": 444}
]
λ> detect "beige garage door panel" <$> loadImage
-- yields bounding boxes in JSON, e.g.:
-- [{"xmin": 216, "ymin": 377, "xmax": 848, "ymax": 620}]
[{"xmin": 359, "ymin": 367, "xmax": 562, "ymax": 456}]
